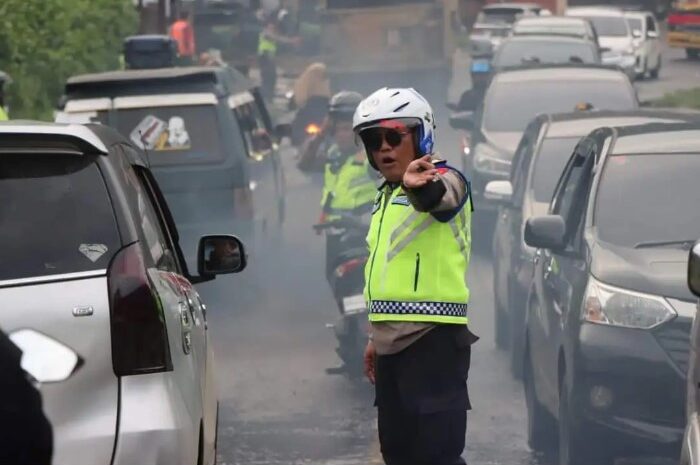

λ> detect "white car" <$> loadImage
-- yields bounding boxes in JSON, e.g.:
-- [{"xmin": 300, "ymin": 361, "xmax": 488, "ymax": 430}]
[
  {"xmin": 1, "ymin": 122, "xmax": 247, "ymax": 465},
  {"xmin": 625, "ymin": 10, "xmax": 662, "ymax": 79},
  {"xmin": 566, "ymin": 7, "xmax": 637, "ymax": 80}
]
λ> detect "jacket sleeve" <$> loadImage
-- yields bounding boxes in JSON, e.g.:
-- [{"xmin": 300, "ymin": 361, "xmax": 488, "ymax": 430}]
[{"xmin": 405, "ymin": 168, "xmax": 467, "ymax": 222}]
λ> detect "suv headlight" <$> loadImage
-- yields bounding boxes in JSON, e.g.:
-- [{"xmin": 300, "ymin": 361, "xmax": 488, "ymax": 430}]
[
  {"xmin": 582, "ymin": 277, "xmax": 676, "ymax": 329},
  {"xmin": 473, "ymin": 143, "xmax": 511, "ymax": 175}
]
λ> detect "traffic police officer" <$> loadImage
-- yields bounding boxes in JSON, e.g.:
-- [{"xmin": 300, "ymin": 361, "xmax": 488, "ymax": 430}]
[
  {"xmin": 320, "ymin": 91, "xmax": 377, "ymax": 222},
  {"xmin": 354, "ymin": 87, "xmax": 477, "ymax": 465}
]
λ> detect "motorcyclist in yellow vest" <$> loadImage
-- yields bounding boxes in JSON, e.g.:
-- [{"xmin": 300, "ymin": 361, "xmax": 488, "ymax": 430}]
[
  {"xmin": 319, "ymin": 91, "xmax": 377, "ymax": 223},
  {"xmin": 353, "ymin": 87, "xmax": 477, "ymax": 465}
]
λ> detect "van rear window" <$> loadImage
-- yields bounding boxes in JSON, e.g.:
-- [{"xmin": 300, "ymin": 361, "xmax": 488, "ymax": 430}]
[
  {"xmin": 115, "ymin": 105, "xmax": 224, "ymax": 166},
  {"xmin": 0, "ymin": 155, "xmax": 120, "ymax": 281}
]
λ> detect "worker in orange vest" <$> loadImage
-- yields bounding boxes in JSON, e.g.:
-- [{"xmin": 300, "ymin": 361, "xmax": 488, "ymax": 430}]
[{"xmin": 170, "ymin": 11, "xmax": 196, "ymax": 64}]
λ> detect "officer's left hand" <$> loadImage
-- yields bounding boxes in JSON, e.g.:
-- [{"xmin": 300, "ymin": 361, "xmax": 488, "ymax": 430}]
[{"xmin": 403, "ymin": 155, "xmax": 438, "ymax": 189}]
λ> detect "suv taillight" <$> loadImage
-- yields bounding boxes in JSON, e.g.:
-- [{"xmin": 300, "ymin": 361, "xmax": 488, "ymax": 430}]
[{"xmin": 108, "ymin": 243, "xmax": 172, "ymax": 376}]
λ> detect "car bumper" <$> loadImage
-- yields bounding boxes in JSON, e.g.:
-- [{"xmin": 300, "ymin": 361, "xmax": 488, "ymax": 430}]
[
  {"xmin": 572, "ymin": 321, "xmax": 687, "ymax": 451},
  {"xmin": 112, "ymin": 373, "xmax": 200, "ymax": 465}
]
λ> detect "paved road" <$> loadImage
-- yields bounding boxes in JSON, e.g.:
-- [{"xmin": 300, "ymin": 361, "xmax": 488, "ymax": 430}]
[{"xmin": 198, "ymin": 45, "xmax": 700, "ymax": 465}]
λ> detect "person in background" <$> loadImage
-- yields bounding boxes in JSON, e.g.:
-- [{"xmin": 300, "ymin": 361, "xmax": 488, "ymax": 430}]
[
  {"xmin": 290, "ymin": 62, "xmax": 331, "ymax": 146},
  {"xmin": 0, "ymin": 71, "xmax": 10, "ymax": 120},
  {"xmin": 170, "ymin": 10, "xmax": 196, "ymax": 65},
  {"xmin": 258, "ymin": 13, "xmax": 300, "ymax": 101},
  {"xmin": 354, "ymin": 87, "xmax": 477, "ymax": 465}
]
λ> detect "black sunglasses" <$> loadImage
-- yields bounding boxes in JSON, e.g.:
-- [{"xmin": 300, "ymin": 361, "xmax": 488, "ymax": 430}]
[{"xmin": 359, "ymin": 127, "xmax": 412, "ymax": 152}]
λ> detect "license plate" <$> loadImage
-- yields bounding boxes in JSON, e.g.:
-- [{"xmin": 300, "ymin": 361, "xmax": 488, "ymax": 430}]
[{"xmin": 343, "ymin": 294, "xmax": 366, "ymax": 315}]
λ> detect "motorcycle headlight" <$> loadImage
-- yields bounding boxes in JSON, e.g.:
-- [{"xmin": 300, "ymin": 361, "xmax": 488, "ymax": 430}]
[
  {"xmin": 473, "ymin": 143, "xmax": 511, "ymax": 175},
  {"xmin": 582, "ymin": 277, "xmax": 676, "ymax": 329}
]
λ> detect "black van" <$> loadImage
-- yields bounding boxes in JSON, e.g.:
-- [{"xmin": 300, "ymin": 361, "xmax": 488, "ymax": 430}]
[
  {"xmin": 683, "ymin": 243, "xmax": 700, "ymax": 465},
  {"xmin": 57, "ymin": 66, "xmax": 286, "ymax": 266}
]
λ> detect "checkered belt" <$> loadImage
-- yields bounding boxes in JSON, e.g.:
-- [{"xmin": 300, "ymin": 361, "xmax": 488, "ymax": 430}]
[{"xmin": 369, "ymin": 300, "xmax": 468, "ymax": 317}]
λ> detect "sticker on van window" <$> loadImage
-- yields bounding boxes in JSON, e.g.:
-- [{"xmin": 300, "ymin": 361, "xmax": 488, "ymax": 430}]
[
  {"xmin": 130, "ymin": 115, "xmax": 191, "ymax": 151},
  {"xmin": 79, "ymin": 244, "xmax": 108, "ymax": 263}
]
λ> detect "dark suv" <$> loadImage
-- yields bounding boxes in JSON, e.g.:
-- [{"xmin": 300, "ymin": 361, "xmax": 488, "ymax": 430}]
[
  {"xmin": 0, "ymin": 122, "xmax": 246, "ymax": 464},
  {"xmin": 523, "ymin": 123, "xmax": 700, "ymax": 465},
  {"xmin": 489, "ymin": 110, "xmax": 696, "ymax": 377},
  {"xmin": 57, "ymin": 66, "xmax": 286, "ymax": 266}
]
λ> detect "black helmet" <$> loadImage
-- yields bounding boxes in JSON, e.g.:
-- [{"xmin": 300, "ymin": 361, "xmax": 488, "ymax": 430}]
[{"xmin": 329, "ymin": 91, "xmax": 363, "ymax": 120}]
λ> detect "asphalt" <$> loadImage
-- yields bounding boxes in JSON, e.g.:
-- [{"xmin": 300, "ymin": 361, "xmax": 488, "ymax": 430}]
[{"xmin": 196, "ymin": 42, "xmax": 700, "ymax": 465}]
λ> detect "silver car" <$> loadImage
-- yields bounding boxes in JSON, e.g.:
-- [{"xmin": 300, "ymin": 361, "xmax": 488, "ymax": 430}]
[{"xmin": 0, "ymin": 122, "xmax": 247, "ymax": 465}]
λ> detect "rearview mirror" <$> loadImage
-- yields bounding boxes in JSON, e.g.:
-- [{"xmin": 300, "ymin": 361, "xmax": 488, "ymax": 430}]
[
  {"xmin": 198, "ymin": 235, "xmax": 247, "ymax": 276},
  {"xmin": 524, "ymin": 215, "xmax": 566, "ymax": 250},
  {"xmin": 688, "ymin": 241, "xmax": 700, "ymax": 297},
  {"xmin": 647, "ymin": 30, "xmax": 658, "ymax": 39},
  {"xmin": 449, "ymin": 111, "xmax": 475, "ymax": 131},
  {"xmin": 484, "ymin": 180, "xmax": 513, "ymax": 204},
  {"xmin": 632, "ymin": 29, "xmax": 643, "ymax": 38}
]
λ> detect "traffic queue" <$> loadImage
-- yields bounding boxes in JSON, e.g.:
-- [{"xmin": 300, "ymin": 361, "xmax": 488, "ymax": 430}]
[
  {"xmin": 449, "ymin": 3, "xmax": 700, "ymax": 465},
  {"xmin": 3, "ymin": 0, "xmax": 700, "ymax": 464}
]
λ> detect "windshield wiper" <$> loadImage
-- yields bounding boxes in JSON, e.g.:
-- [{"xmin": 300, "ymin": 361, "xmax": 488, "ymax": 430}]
[{"xmin": 634, "ymin": 239, "xmax": 696, "ymax": 249}]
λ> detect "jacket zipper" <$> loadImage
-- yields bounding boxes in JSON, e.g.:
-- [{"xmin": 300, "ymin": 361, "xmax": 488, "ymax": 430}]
[
  {"xmin": 367, "ymin": 186, "xmax": 391, "ymax": 301},
  {"xmin": 414, "ymin": 253, "xmax": 421, "ymax": 292}
]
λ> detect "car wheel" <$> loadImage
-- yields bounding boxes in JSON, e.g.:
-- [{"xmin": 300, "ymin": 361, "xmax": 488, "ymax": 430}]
[
  {"xmin": 687, "ymin": 49, "xmax": 700, "ymax": 60},
  {"xmin": 650, "ymin": 58, "xmax": 661, "ymax": 79},
  {"xmin": 524, "ymin": 343, "xmax": 556, "ymax": 453},
  {"xmin": 558, "ymin": 377, "xmax": 612, "ymax": 465}
]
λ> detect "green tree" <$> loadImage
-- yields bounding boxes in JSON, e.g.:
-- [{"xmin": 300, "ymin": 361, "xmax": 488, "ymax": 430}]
[{"xmin": 0, "ymin": 0, "xmax": 137, "ymax": 119}]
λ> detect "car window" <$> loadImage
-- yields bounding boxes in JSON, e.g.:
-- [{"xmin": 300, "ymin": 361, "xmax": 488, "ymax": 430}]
[
  {"xmin": 232, "ymin": 100, "xmax": 274, "ymax": 159},
  {"xmin": 479, "ymin": 8, "xmax": 526, "ymax": 24},
  {"xmin": 510, "ymin": 125, "xmax": 537, "ymax": 205},
  {"xmin": 495, "ymin": 40, "xmax": 597, "ymax": 67},
  {"xmin": 595, "ymin": 153, "xmax": 700, "ymax": 248},
  {"xmin": 115, "ymin": 104, "xmax": 225, "ymax": 166},
  {"xmin": 531, "ymin": 137, "xmax": 581, "ymax": 203},
  {"xmin": 646, "ymin": 15, "xmax": 657, "ymax": 32},
  {"xmin": 627, "ymin": 17, "xmax": 643, "ymax": 35},
  {"xmin": 583, "ymin": 16, "xmax": 629, "ymax": 37},
  {"xmin": 118, "ymin": 153, "xmax": 177, "ymax": 272},
  {"xmin": 484, "ymin": 80, "xmax": 636, "ymax": 133},
  {"xmin": 514, "ymin": 23, "xmax": 587, "ymax": 37},
  {"xmin": 0, "ymin": 154, "xmax": 120, "ymax": 281}
]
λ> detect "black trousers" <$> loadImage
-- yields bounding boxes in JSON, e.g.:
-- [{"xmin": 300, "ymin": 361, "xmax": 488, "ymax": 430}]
[
  {"xmin": 258, "ymin": 53, "xmax": 277, "ymax": 101},
  {"xmin": 375, "ymin": 325, "xmax": 477, "ymax": 465}
]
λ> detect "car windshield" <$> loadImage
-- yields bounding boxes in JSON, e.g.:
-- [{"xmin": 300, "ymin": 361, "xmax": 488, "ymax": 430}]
[
  {"xmin": 494, "ymin": 40, "xmax": 596, "ymax": 67},
  {"xmin": 627, "ymin": 17, "xmax": 643, "ymax": 35},
  {"xmin": 478, "ymin": 8, "xmax": 527, "ymax": 24},
  {"xmin": 531, "ymin": 137, "xmax": 581, "ymax": 202},
  {"xmin": 0, "ymin": 155, "xmax": 120, "ymax": 281},
  {"xmin": 484, "ymin": 80, "xmax": 636, "ymax": 132},
  {"xmin": 114, "ymin": 104, "xmax": 225, "ymax": 166},
  {"xmin": 583, "ymin": 16, "xmax": 629, "ymax": 37},
  {"xmin": 595, "ymin": 153, "xmax": 700, "ymax": 247}
]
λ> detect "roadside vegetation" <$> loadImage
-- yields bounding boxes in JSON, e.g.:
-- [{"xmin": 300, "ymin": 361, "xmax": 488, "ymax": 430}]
[{"xmin": 0, "ymin": 0, "xmax": 137, "ymax": 119}]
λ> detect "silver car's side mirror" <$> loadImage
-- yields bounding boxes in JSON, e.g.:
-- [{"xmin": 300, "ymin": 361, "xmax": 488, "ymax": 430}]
[
  {"xmin": 688, "ymin": 241, "xmax": 700, "ymax": 297},
  {"xmin": 9, "ymin": 329, "xmax": 80, "ymax": 383}
]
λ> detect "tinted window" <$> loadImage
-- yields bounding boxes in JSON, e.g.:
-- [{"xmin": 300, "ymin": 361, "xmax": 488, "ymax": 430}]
[
  {"xmin": 584, "ymin": 16, "xmax": 629, "ymax": 37},
  {"xmin": 233, "ymin": 101, "xmax": 274, "ymax": 159},
  {"xmin": 115, "ymin": 105, "xmax": 224, "ymax": 166},
  {"xmin": 0, "ymin": 155, "xmax": 120, "ymax": 281},
  {"xmin": 646, "ymin": 15, "xmax": 657, "ymax": 32},
  {"xmin": 479, "ymin": 8, "xmax": 528, "ymax": 24},
  {"xmin": 484, "ymin": 80, "xmax": 635, "ymax": 132},
  {"xmin": 595, "ymin": 153, "xmax": 700, "ymax": 247},
  {"xmin": 531, "ymin": 137, "xmax": 581, "ymax": 202},
  {"xmin": 495, "ymin": 40, "xmax": 596, "ymax": 67}
]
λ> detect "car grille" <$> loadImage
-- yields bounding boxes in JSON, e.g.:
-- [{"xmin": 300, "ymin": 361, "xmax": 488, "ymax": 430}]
[{"xmin": 653, "ymin": 317, "xmax": 692, "ymax": 376}]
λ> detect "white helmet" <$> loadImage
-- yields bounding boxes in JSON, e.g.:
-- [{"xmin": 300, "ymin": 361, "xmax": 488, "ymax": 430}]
[{"xmin": 353, "ymin": 87, "xmax": 436, "ymax": 157}]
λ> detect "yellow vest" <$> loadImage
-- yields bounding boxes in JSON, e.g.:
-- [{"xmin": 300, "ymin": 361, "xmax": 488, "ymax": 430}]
[{"xmin": 364, "ymin": 175, "xmax": 471, "ymax": 325}]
